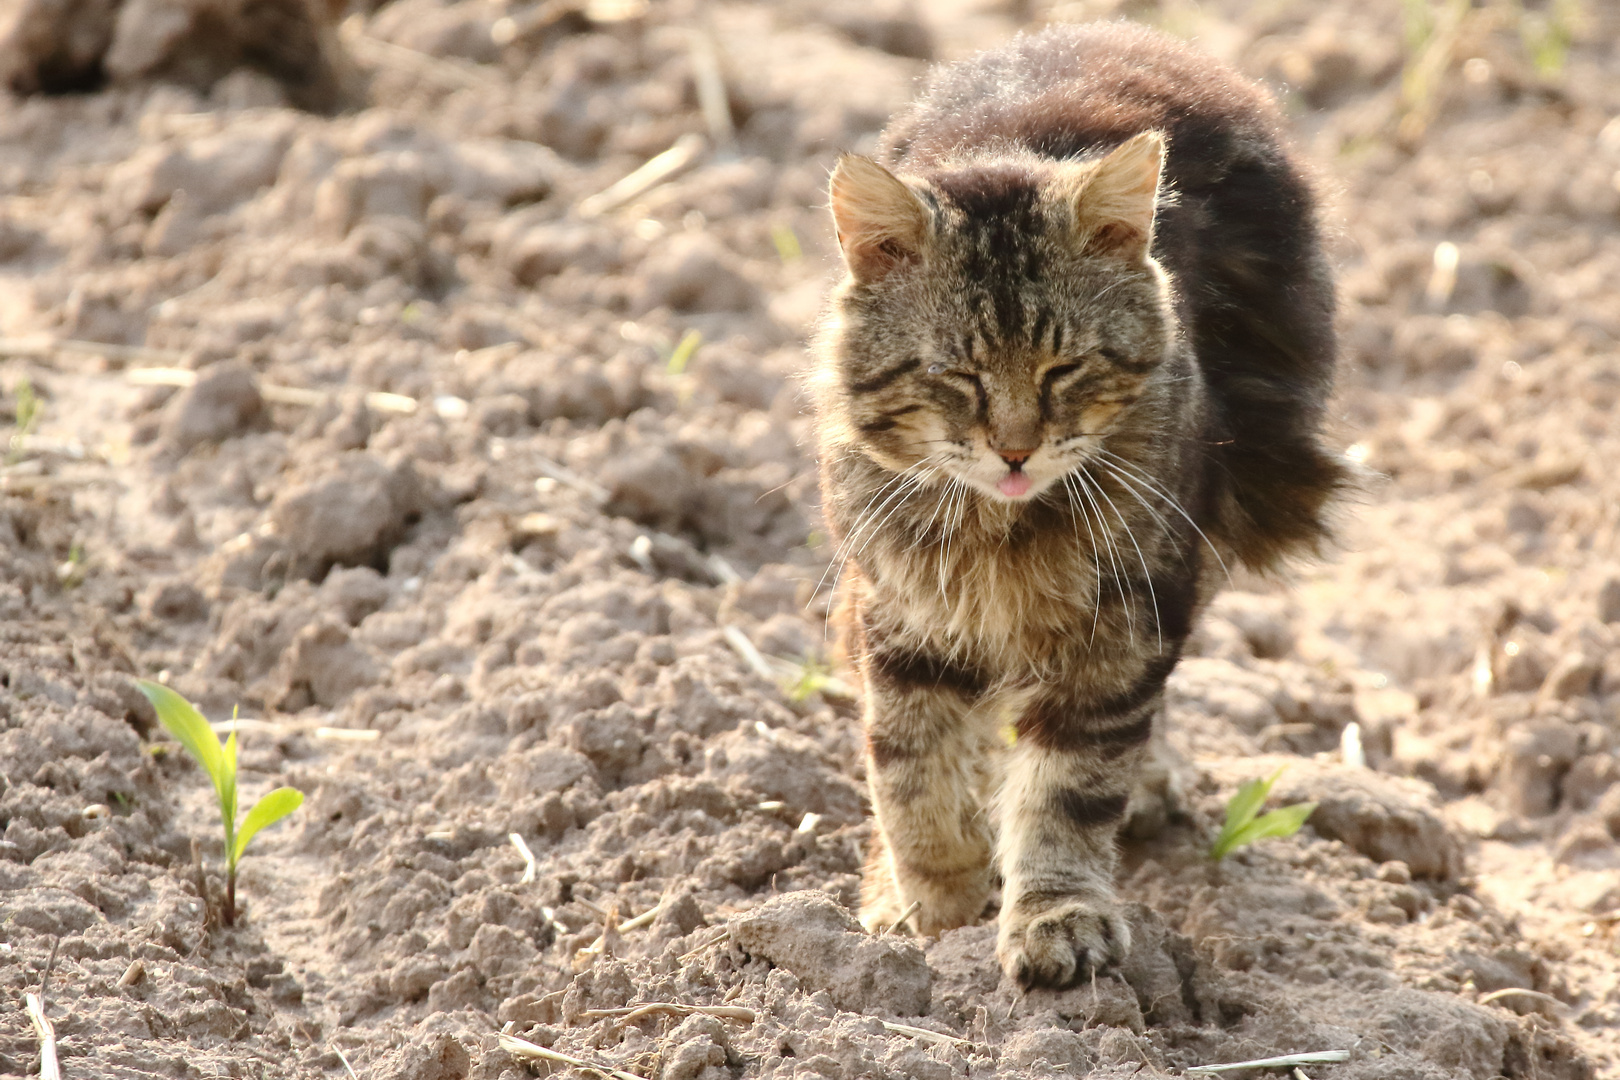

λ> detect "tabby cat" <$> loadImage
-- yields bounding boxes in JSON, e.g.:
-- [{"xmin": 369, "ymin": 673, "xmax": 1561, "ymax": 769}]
[{"xmin": 811, "ymin": 22, "xmax": 1347, "ymax": 987}]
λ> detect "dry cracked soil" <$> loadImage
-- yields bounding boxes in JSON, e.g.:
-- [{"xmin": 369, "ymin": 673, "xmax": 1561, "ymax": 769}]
[{"xmin": 1, "ymin": 0, "xmax": 1618, "ymax": 1077}]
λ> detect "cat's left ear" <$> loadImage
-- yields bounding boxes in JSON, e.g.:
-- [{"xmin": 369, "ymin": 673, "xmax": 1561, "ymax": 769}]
[
  {"xmin": 1059, "ymin": 130, "xmax": 1165, "ymax": 261},
  {"xmin": 828, "ymin": 155, "xmax": 932, "ymax": 284}
]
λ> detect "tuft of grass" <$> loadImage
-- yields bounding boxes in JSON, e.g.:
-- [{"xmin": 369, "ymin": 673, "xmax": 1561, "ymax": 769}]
[
  {"xmin": 1210, "ymin": 769, "xmax": 1317, "ymax": 861},
  {"xmin": 137, "ymin": 681, "xmax": 304, "ymax": 926}
]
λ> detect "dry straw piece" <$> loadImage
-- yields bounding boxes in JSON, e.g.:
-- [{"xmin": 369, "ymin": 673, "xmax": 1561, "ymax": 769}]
[
  {"xmin": 879, "ymin": 1021, "xmax": 973, "ymax": 1050},
  {"xmin": 579, "ymin": 1003, "xmax": 757, "ymax": 1024},
  {"xmin": 25, "ymin": 992, "xmax": 59, "ymax": 1080},
  {"xmin": 1186, "ymin": 1049, "xmax": 1350, "ymax": 1074},
  {"xmin": 498, "ymin": 1032, "xmax": 649, "ymax": 1080}
]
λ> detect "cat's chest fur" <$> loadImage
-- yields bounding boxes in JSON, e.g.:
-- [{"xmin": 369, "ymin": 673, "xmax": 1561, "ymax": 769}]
[{"xmin": 853, "ymin": 500, "xmax": 1121, "ymax": 675}]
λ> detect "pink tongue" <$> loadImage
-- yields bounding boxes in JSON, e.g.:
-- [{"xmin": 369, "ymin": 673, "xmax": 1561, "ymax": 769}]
[{"xmin": 996, "ymin": 471, "xmax": 1031, "ymax": 498}]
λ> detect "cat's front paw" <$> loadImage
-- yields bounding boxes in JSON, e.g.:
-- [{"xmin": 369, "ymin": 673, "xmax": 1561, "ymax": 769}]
[{"xmin": 997, "ymin": 894, "xmax": 1131, "ymax": 988}]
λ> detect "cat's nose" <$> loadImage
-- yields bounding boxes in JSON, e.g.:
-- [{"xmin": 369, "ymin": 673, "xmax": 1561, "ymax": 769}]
[{"xmin": 989, "ymin": 426, "xmax": 1040, "ymax": 463}]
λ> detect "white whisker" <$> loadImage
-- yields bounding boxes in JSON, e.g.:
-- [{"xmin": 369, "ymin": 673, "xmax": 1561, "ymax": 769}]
[
  {"xmin": 1073, "ymin": 469, "xmax": 1133, "ymax": 641},
  {"xmin": 1061, "ymin": 473, "xmax": 1103, "ymax": 647},
  {"xmin": 1096, "ymin": 448, "xmax": 1231, "ymax": 584},
  {"xmin": 813, "ymin": 455, "xmax": 943, "ymax": 612},
  {"xmin": 1085, "ymin": 467, "xmax": 1162, "ymax": 652}
]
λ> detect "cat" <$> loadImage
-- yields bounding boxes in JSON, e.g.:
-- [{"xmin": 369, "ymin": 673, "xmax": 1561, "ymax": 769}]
[{"xmin": 810, "ymin": 21, "xmax": 1348, "ymax": 988}]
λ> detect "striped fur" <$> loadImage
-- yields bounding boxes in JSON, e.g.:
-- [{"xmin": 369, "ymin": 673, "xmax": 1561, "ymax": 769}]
[{"xmin": 811, "ymin": 23, "xmax": 1343, "ymax": 988}]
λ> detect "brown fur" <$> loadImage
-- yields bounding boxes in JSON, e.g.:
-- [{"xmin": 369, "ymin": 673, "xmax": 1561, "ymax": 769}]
[{"xmin": 811, "ymin": 23, "xmax": 1344, "ymax": 987}]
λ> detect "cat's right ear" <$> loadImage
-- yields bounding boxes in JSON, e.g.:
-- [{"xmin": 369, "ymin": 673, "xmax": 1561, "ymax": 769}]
[{"xmin": 829, "ymin": 155, "xmax": 930, "ymax": 284}]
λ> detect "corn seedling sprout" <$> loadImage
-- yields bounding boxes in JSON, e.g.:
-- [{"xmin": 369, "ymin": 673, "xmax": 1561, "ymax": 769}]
[
  {"xmin": 1210, "ymin": 768, "xmax": 1317, "ymax": 861},
  {"xmin": 666, "ymin": 328, "xmax": 703, "ymax": 376},
  {"xmin": 7, "ymin": 376, "xmax": 39, "ymax": 464},
  {"xmin": 137, "ymin": 680, "xmax": 304, "ymax": 925},
  {"xmin": 784, "ymin": 655, "xmax": 833, "ymax": 703}
]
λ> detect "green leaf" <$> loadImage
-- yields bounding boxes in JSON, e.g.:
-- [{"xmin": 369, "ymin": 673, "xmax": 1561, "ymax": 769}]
[
  {"xmin": 1214, "ymin": 803, "xmax": 1318, "ymax": 859},
  {"xmin": 138, "ymin": 680, "xmax": 226, "ymax": 789},
  {"xmin": 1220, "ymin": 770, "xmax": 1278, "ymax": 834},
  {"xmin": 231, "ymin": 788, "xmax": 304, "ymax": 865},
  {"xmin": 1210, "ymin": 770, "xmax": 1316, "ymax": 860},
  {"xmin": 1240, "ymin": 802, "xmax": 1318, "ymax": 844},
  {"xmin": 666, "ymin": 329, "xmax": 702, "ymax": 375}
]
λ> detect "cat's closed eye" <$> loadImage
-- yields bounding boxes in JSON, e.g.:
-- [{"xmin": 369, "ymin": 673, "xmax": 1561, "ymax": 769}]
[
  {"xmin": 927, "ymin": 364, "xmax": 981, "ymax": 385},
  {"xmin": 1041, "ymin": 363, "xmax": 1082, "ymax": 391}
]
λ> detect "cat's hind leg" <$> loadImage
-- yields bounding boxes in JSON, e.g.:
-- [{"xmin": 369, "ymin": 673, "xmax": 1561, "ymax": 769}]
[{"xmin": 858, "ymin": 637, "xmax": 994, "ymax": 936}]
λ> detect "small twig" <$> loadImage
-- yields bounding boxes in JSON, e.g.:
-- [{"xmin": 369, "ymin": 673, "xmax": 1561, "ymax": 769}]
[
  {"xmin": 0, "ymin": 334, "xmax": 185, "ymax": 365},
  {"xmin": 579, "ymin": 1002, "xmax": 756, "ymax": 1024},
  {"xmin": 686, "ymin": 27, "xmax": 734, "ymax": 149},
  {"xmin": 498, "ymin": 1032, "xmax": 649, "ymax": 1080},
  {"xmin": 707, "ymin": 553, "xmax": 742, "ymax": 584},
  {"xmin": 577, "ymin": 133, "xmax": 705, "ymax": 217},
  {"xmin": 509, "ymin": 832, "xmax": 538, "ymax": 885},
  {"xmin": 723, "ymin": 626, "xmax": 776, "ymax": 681},
  {"xmin": 883, "ymin": 900, "xmax": 922, "ymax": 936},
  {"xmin": 1186, "ymin": 1050, "xmax": 1350, "ymax": 1074},
  {"xmin": 617, "ymin": 899, "xmax": 667, "ymax": 934},
  {"xmin": 25, "ymin": 993, "xmax": 59, "ymax": 1080},
  {"xmin": 575, "ymin": 896, "xmax": 667, "ymax": 968},
  {"xmin": 1292, "ymin": 1070, "xmax": 1311, "ymax": 1080},
  {"xmin": 313, "ymin": 727, "xmax": 382, "ymax": 742},
  {"xmin": 677, "ymin": 926, "xmax": 731, "ymax": 962},
  {"xmin": 127, "ymin": 367, "xmax": 418, "ymax": 415},
  {"xmin": 880, "ymin": 1021, "xmax": 973, "ymax": 1049},
  {"xmin": 339, "ymin": 15, "xmax": 502, "ymax": 89},
  {"xmin": 534, "ymin": 455, "xmax": 610, "ymax": 502},
  {"xmin": 38, "ymin": 938, "xmax": 60, "ymax": 1002},
  {"xmin": 210, "ymin": 717, "xmax": 288, "ymax": 736},
  {"xmin": 333, "ymin": 1044, "xmax": 360, "ymax": 1080},
  {"xmin": 1478, "ymin": 987, "xmax": 1564, "ymax": 1009},
  {"xmin": 574, "ymin": 903, "xmax": 620, "ymax": 970},
  {"xmin": 575, "ymin": 896, "xmax": 610, "ymax": 920}
]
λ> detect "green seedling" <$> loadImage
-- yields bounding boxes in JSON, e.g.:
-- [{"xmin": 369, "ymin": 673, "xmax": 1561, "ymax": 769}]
[
  {"xmin": 6, "ymin": 376, "xmax": 40, "ymax": 465},
  {"xmin": 1210, "ymin": 769, "xmax": 1317, "ymax": 861},
  {"xmin": 1515, "ymin": 0, "xmax": 1582, "ymax": 78},
  {"xmin": 770, "ymin": 222, "xmax": 803, "ymax": 264},
  {"xmin": 137, "ymin": 680, "xmax": 304, "ymax": 926},
  {"xmin": 57, "ymin": 542, "xmax": 85, "ymax": 589},
  {"xmin": 666, "ymin": 329, "xmax": 703, "ymax": 376},
  {"xmin": 783, "ymin": 655, "xmax": 833, "ymax": 703}
]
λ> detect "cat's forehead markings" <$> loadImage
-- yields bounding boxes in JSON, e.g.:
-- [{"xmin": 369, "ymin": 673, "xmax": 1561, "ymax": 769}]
[{"xmin": 1029, "ymin": 309, "xmax": 1051, "ymax": 354}]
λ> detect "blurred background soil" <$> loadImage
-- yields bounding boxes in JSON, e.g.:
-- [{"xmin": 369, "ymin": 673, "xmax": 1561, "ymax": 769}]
[{"xmin": 0, "ymin": 0, "xmax": 1617, "ymax": 1077}]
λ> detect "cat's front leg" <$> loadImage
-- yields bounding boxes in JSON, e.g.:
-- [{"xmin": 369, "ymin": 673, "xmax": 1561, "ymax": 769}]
[
  {"xmin": 994, "ymin": 690, "xmax": 1157, "ymax": 987},
  {"xmin": 858, "ymin": 636, "xmax": 993, "ymax": 936}
]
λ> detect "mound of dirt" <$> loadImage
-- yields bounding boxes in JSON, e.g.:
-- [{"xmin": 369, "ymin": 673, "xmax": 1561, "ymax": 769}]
[{"xmin": 0, "ymin": 0, "xmax": 350, "ymax": 109}]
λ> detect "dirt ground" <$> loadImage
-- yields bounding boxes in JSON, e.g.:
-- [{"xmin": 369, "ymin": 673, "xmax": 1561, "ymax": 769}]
[{"xmin": 1, "ymin": 0, "xmax": 1617, "ymax": 1077}]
